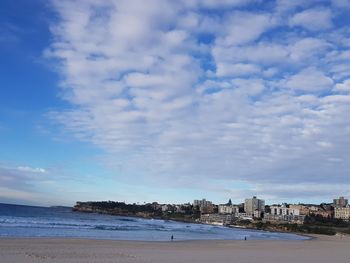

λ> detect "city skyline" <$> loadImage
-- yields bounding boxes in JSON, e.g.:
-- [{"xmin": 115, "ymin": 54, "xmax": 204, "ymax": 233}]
[{"xmin": 1, "ymin": 0, "xmax": 350, "ymax": 206}]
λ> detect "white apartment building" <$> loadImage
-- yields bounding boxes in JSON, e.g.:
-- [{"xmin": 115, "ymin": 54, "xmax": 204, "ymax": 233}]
[
  {"xmin": 200, "ymin": 214, "xmax": 235, "ymax": 225},
  {"xmin": 218, "ymin": 205, "xmax": 239, "ymax": 214},
  {"xmin": 270, "ymin": 205, "xmax": 300, "ymax": 216},
  {"xmin": 264, "ymin": 204, "xmax": 304, "ymax": 224},
  {"xmin": 334, "ymin": 207, "xmax": 350, "ymax": 221}
]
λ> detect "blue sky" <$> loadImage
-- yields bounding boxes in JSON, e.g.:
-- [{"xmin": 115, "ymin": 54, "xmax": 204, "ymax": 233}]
[{"xmin": 1, "ymin": 0, "xmax": 350, "ymax": 206}]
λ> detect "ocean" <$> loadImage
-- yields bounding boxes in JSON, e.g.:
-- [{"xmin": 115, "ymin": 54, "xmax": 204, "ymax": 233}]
[{"xmin": 0, "ymin": 203, "xmax": 308, "ymax": 241}]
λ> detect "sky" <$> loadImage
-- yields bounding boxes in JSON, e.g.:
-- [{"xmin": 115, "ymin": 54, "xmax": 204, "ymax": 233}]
[{"xmin": 1, "ymin": 0, "xmax": 350, "ymax": 207}]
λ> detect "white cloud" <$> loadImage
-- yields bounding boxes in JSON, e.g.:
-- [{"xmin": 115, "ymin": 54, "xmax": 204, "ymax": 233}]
[
  {"xmin": 212, "ymin": 43, "xmax": 288, "ymax": 68},
  {"xmin": 289, "ymin": 8, "xmax": 333, "ymax": 31},
  {"xmin": 0, "ymin": 164, "xmax": 59, "ymax": 205},
  {"xmin": 334, "ymin": 79, "xmax": 350, "ymax": 92},
  {"xmin": 16, "ymin": 166, "xmax": 46, "ymax": 174},
  {"xmin": 216, "ymin": 12, "xmax": 274, "ymax": 46},
  {"xmin": 317, "ymin": 141, "xmax": 333, "ymax": 148},
  {"xmin": 332, "ymin": 0, "xmax": 350, "ymax": 9},
  {"xmin": 212, "ymin": 37, "xmax": 330, "ymax": 69},
  {"xmin": 231, "ymin": 78, "xmax": 265, "ymax": 95},
  {"xmin": 0, "ymin": 187, "xmax": 40, "ymax": 201},
  {"xmin": 289, "ymin": 38, "xmax": 330, "ymax": 62},
  {"xmin": 275, "ymin": 0, "xmax": 327, "ymax": 14},
  {"xmin": 329, "ymin": 63, "xmax": 350, "ymax": 80},
  {"xmin": 216, "ymin": 63, "xmax": 261, "ymax": 77},
  {"xmin": 44, "ymin": 0, "xmax": 350, "ymax": 202},
  {"xmin": 254, "ymin": 183, "xmax": 350, "ymax": 202},
  {"xmin": 285, "ymin": 68, "xmax": 334, "ymax": 92},
  {"xmin": 195, "ymin": 0, "xmax": 259, "ymax": 9}
]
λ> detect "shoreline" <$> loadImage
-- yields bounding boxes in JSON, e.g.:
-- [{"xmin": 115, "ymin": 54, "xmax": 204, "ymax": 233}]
[
  {"xmin": 73, "ymin": 210, "xmax": 344, "ymax": 237},
  {"xmin": 71, "ymin": 210, "xmax": 321, "ymax": 238},
  {"xmin": 0, "ymin": 235, "xmax": 349, "ymax": 263}
]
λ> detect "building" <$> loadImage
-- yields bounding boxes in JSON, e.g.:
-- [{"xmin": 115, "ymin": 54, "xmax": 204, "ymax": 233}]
[
  {"xmin": 263, "ymin": 214, "xmax": 305, "ymax": 224},
  {"xmin": 236, "ymin": 212, "xmax": 253, "ymax": 221},
  {"xmin": 313, "ymin": 208, "xmax": 332, "ymax": 218},
  {"xmin": 289, "ymin": 204, "xmax": 310, "ymax": 215},
  {"xmin": 218, "ymin": 204, "xmax": 239, "ymax": 214},
  {"xmin": 264, "ymin": 204, "xmax": 304, "ymax": 224},
  {"xmin": 244, "ymin": 196, "xmax": 265, "ymax": 215},
  {"xmin": 175, "ymin": 205, "xmax": 185, "ymax": 213},
  {"xmin": 253, "ymin": 210, "xmax": 263, "ymax": 218},
  {"xmin": 309, "ymin": 204, "xmax": 334, "ymax": 218},
  {"xmin": 193, "ymin": 199, "xmax": 210, "ymax": 207},
  {"xmin": 193, "ymin": 199, "xmax": 214, "ymax": 214},
  {"xmin": 270, "ymin": 204, "xmax": 300, "ymax": 216},
  {"xmin": 334, "ymin": 207, "xmax": 350, "ymax": 221},
  {"xmin": 308, "ymin": 205, "xmax": 319, "ymax": 213},
  {"xmin": 200, "ymin": 213, "xmax": 235, "ymax": 225},
  {"xmin": 161, "ymin": 204, "xmax": 170, "ymax": 212},
  {"xmin": 333, "ymin": 197, "xmax": 348, "ymax": 207}
]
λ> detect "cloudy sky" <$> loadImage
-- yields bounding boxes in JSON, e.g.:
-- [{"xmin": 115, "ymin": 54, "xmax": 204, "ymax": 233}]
[{"xmin": 1, "ymin": 0, "xmax": 350, "ymax": 206}]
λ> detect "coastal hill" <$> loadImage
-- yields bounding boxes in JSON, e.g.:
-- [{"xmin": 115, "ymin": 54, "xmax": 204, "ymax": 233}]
[{"xmin": 73, "ymin": 201, "xmax": 199, "ymax": 222}]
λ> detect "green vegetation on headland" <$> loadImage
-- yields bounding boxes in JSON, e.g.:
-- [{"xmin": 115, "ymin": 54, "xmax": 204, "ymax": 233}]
[
  {"xmin": 73, "ymin": 201, "xmax": 350, "ymax": 236},
  {"xmin": 73, "ymin": 201, "xmax": 200, "ymax": 222}
]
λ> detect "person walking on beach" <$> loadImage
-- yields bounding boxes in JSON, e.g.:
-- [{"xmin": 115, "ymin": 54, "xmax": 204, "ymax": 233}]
[
  {"xmin": 171, "ymin": 235, "xmax": 174, "ymax": 241},
  {"xmin": 244, "ymin": 236, "xmax": 247, "ymax": 241}
]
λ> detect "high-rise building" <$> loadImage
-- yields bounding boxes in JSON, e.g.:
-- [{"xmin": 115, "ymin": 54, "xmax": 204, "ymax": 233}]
[
  {"xmin": 244, "ymin": 196, "xmax": 265, "ymax": 215},
  {"xmin": 333, "ymin": 197, "xmax": 348, "ymax": 207}
]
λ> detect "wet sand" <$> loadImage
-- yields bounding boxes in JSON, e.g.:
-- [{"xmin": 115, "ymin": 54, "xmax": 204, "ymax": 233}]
[{"xmin": 0, "ymin": 234, "xmax": 348, "ymax": 263}]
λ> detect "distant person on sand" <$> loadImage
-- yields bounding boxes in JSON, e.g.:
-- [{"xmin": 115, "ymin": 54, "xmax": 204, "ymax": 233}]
[
  {"xmin": 171, "ymin": 235, "xmax": 174, "ymax": 241},
  {"xmin": 244, "ymin": 236, "xmax": 247, "ymax": 241}
]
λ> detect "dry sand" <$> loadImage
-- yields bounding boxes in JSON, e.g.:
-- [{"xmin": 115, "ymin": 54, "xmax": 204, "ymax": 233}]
[{"xmin": 0, "ymin": 234, "xmax": 349, "ymax": 263}]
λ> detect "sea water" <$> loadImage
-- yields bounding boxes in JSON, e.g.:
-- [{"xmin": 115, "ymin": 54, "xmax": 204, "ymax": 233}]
[{"xmin": 0, "ymin": 203, "xmax": 309, "ymax": 241}]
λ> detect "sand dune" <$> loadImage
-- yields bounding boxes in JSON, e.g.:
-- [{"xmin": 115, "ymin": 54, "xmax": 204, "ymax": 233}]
[{"xmin": 0, "ymin": 235, "xmax": 349, "ymax": 263}]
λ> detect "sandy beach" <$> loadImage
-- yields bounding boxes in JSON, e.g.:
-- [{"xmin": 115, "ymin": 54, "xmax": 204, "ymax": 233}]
[{"xmin": 0, "ymin": 234, "xmax": 349, "ymax": 263}]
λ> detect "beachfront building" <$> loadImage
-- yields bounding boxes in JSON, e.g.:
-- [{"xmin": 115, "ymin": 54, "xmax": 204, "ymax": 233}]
[
  {"xmin": 193, "ymin": 199, "xmax": 214, "ymax": 214},
  {"xmin": 333, "ymin": 197, "xmax": 348, "ymax": 207},
  {"xmin": 270, "ymin": 204, "xmax": 300, "ymax": 216},
  {"xmin": 200, "ymin": 213, "xmax": 235, "ymax": 225},
  {"xmin": 334, "ymin": 207, "xmax": 350, "ymax": 221},
  {"xmin": 264, "ymin": 204, "xmax": 304, "ymax": 224},
  {"xmin": 263, "ymin": 213, "xmax": 305, "ymax": 224},
  {"xmin": 244, "ymin": 196, "xmax": 265, "ymax": 216},
  {"xmin": 218, "ymin": 204, "xmax": 239, "ymax": 214},
  {"xmin": 253, "ymin": 210, "xmax": 263, "ymax": 218},
  {"xmin": 289, "ymin": 204, "xmax": 310, "ymax": 215},
  {"xmin": 236, "ymin": 212, "xmax": 253, "ymax": 221}
]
